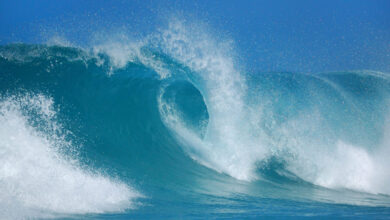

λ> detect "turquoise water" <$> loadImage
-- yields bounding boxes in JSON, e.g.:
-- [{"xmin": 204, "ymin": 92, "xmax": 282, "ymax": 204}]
[{"xmin": 1, "ymin": 25, "xmax": 390, "ymax": 219}]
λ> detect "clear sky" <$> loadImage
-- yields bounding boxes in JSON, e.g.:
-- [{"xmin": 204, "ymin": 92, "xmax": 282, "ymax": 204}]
[{"xmin": 1, "ymin": 0, "xmax": 389, "ymax": 73}]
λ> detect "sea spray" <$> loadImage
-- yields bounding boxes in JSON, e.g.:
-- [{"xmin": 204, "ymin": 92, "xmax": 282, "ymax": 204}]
[{"xmin": 0, "ymin": 94, "xmax": 138, "ymax": 219}]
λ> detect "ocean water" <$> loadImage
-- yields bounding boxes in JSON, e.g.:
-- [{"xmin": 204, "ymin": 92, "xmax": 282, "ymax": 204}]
[{"xmin": 1, "ymin": 20, "xmax": 390, "ymax": 219}]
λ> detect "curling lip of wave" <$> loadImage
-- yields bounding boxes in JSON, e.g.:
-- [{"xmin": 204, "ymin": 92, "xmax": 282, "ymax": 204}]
[{"xmin": 2, "ymin": 37, "xmax": 390, "ymax": 197}]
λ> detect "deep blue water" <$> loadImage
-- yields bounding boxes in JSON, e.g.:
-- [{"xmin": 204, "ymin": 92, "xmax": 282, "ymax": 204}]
[{"xmin": 1, "ymin": 1, "xmax": 390, "ymax": 219}]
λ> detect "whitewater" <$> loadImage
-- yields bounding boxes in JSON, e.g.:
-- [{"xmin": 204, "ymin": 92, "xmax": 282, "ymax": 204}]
[{"xmin": 1, "ymin": 20, "xmax": 390, "ymax": 219}]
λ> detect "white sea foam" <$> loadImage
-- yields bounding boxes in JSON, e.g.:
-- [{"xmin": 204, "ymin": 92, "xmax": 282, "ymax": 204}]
[
  {"xmin": 296, "ymin": 140, "xmax": 390, "ymax": 195},
  {"xmin": 0, "ymin": 94, "xmax": 139, "ymax": 219},
  {"xmin": 298, "ymin": 141, "xmax": 380, "ymax": 193},
  {"xmin": 92, "ymin": 35, "xmax": 172, "ymax": 78},
  {"xmin": 277, "ymin": 107, "xmax": 390, "ymax": 195}
]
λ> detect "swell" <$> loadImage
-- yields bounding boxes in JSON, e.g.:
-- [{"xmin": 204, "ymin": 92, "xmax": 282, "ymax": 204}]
[{"xmin": 1, "ymin": 39, "xmax": 390, "ymax": 219}]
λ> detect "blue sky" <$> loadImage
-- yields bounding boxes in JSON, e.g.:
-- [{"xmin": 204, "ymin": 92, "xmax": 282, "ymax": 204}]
[{"xmin": 1, "ymin": 0, "xmax": 389, "ymax": 73}]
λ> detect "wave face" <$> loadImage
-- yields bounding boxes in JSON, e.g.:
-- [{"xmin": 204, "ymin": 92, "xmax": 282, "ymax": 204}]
[{"xmin": 1, "ymin": 23, "xmax": 390, "ymax": 218}]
